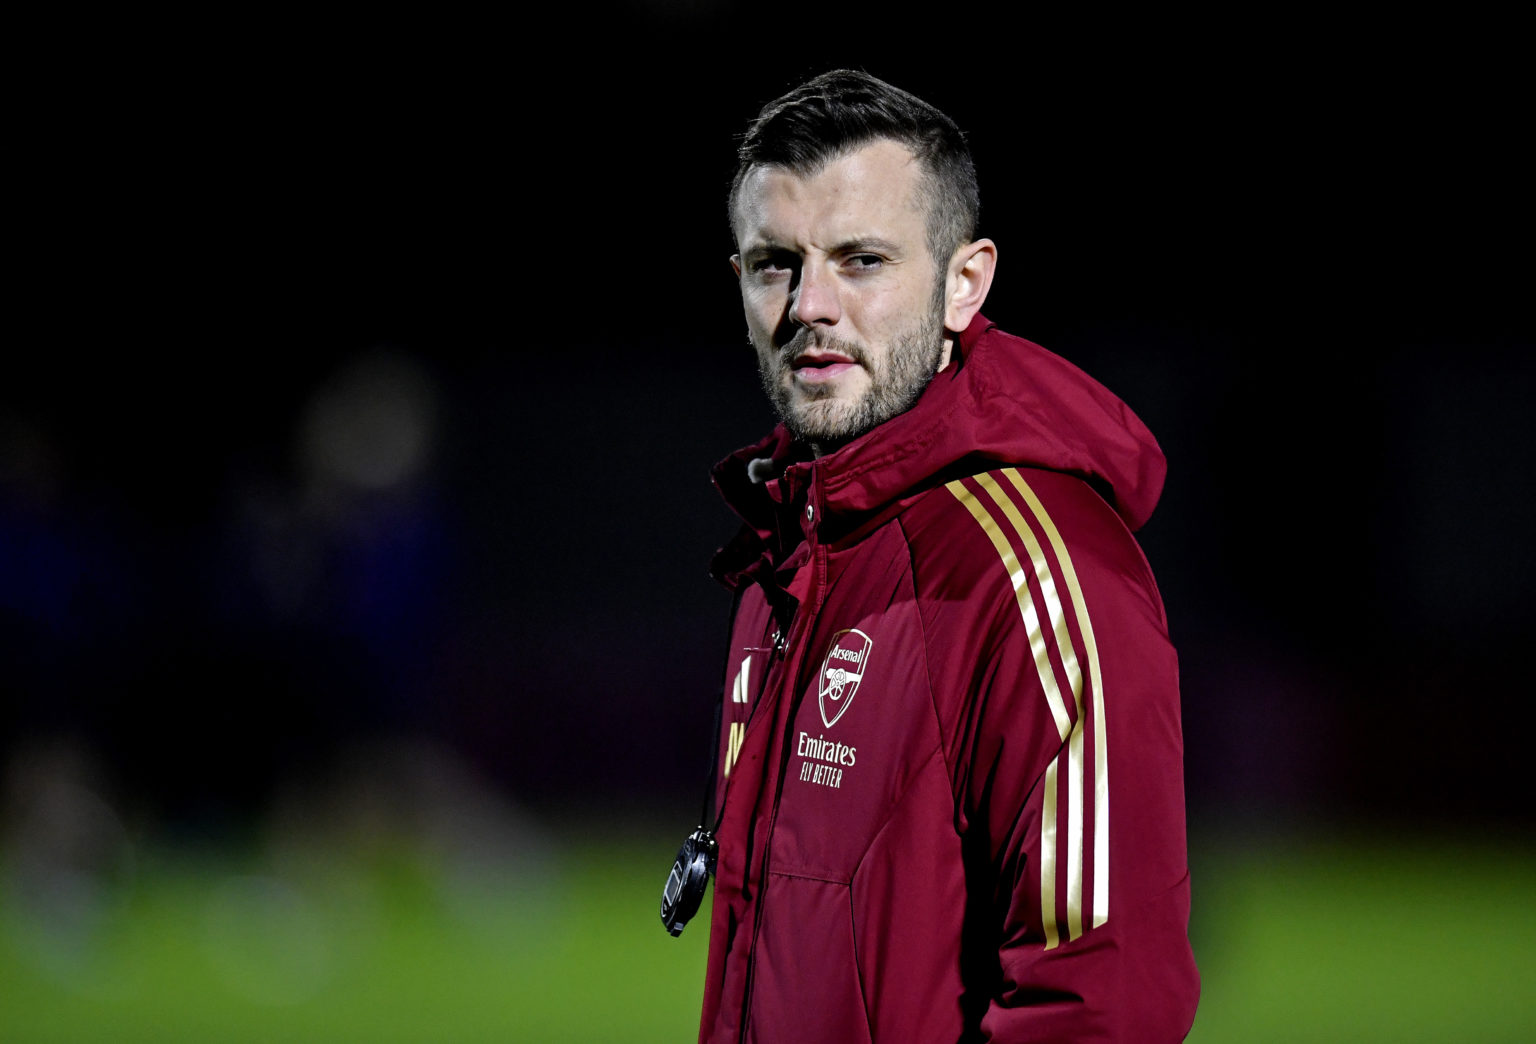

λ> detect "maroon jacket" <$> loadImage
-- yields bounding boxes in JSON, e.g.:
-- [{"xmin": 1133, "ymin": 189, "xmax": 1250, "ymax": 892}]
[{"xmin": 700, "ymin": 315, "xmax": 1198, "ymax": 1043}]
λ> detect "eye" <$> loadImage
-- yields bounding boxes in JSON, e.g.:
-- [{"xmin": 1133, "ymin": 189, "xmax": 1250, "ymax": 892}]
[
  {"xmin": 748, "ymin": 250, "xmax": 797, "ymax": 277},
  {"xmin": 844, "ymin": 253, "xmax": 885, "ymax": 271}
]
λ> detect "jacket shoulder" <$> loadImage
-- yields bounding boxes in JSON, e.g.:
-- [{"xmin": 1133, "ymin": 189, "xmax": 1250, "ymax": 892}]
[
  {"xmin": 896, "ymin": 466, "xmax": 1170, "ymax": 744},
  {"xmin": 902, "ymin": 465, "xmax": 1166, "ymax": 633},
  {"xmin": 897, "ymin": 463, "xmax": 1155, "ymax": 586}
]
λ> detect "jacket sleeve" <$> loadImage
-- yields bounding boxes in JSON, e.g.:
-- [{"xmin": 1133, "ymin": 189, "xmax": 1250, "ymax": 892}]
[
  {"xmin": 937, "ymin": 471, "xmax": 1199, "ymax": 1042},
  {"xmin": 965, "ymin": 703, "xmax": 1198, "ymax": 1044}
]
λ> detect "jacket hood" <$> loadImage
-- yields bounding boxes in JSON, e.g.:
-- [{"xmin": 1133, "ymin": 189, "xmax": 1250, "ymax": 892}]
[{"xmin": 711, "ymin": 315, "xmax": 1165, "ymax": 584}]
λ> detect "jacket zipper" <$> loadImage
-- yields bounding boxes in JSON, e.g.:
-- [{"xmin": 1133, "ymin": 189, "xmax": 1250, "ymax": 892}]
[{"xmin": 736, "ymin": 541, "xmax": 827, "ymax": 1042}]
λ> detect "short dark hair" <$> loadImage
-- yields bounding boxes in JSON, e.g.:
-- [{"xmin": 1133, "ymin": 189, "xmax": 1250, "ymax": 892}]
[{"xmin": 729, "ymin": 69, "xmax": 980, "ymax": 263}]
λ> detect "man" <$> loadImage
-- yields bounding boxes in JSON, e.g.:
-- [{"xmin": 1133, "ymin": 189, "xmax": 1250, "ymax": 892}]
[{"xmin": 692, "ymin": 69, "xmax": 1198, "ymax": 1042}]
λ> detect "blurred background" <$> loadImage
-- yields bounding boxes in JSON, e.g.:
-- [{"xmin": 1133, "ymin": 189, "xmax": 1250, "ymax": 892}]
[{"xmin": 3, "ymin": 9, "xmax": 1532, "ymax": 1041}]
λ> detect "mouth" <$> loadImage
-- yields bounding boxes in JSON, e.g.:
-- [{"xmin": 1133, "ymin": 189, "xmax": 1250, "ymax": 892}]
[{"xmin": 790, "ymin": 350, "xmax": 860, "ymax": 384}]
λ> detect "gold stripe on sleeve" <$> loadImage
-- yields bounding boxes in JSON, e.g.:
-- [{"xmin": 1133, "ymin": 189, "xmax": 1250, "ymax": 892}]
[
  {"xmin": 1006, "ymin": 469, "xmax": 1110, "ymax": 931},
  {"xmin": 946, "ymin": 476, "xmax": 1068, "ymax": 949},
  {"xmin": 975, "ymin": 472, "xmax": 1086, "ymax": 941},
  {"xmin": 945, "ymin": 480, "xmax": 1072, "ymax": 739},
  {"xmin": 1040, "ymin": 757, "xmax": 1061, "ymax": 950}
]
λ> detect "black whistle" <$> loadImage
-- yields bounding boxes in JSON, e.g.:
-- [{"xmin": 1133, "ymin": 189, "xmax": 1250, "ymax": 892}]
[{"xmin": 661, "ymin": 827, "xmax": 718, "ymax": 937}]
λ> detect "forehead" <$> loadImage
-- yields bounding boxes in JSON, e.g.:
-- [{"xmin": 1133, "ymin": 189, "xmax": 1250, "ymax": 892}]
[{"xmin": 733, "ymin": 139, "xmax": 928, "ymax": 249}]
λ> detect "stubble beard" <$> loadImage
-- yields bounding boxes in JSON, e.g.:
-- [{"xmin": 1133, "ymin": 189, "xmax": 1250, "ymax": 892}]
[{"xmin": 756, "ymin": 283, "xmax": 948, "ymax": 454}]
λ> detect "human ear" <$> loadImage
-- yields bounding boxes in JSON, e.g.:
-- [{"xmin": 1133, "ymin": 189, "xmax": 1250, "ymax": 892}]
[
  {"xmin": 730, "ymin": 255, "xmax": 743, "ymax": 278},
  {"xmin": 943, "ymin": 239, "xmax": 997, "ymax": 332}
]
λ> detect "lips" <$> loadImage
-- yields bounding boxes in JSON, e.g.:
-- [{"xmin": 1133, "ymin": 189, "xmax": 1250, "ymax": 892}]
[
  {"xmin": 790, "ymin": 350, "xmax": 860, "ymax": 384},
  {"xmin": 792, "ymin": 349, "xmax": 855, "ymax": 368}
]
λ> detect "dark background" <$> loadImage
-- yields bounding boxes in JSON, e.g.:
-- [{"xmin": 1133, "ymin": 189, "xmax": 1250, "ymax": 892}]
[{"xmin": 4, "ymin": 11, "xmax": 1531, "ymax": 851}]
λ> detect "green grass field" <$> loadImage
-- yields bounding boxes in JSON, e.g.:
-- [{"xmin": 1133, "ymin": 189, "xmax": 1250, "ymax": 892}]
[
  {"xmin": 2, "ymin": 827, "xmax": 1531, "ymax": 1041},
  {"xmin": 1188, "ymin": 832, "xmax": 1536, "ymax": 1042}
]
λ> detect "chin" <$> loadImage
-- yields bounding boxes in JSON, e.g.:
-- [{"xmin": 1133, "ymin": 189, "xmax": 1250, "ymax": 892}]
[{"xmin": 787, "ymin": 398, "xmax": 866, "ymax": 444}]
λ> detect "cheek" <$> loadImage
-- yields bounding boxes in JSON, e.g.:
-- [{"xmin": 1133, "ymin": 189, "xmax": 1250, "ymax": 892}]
[
  {"xmin": 850, "ymin": 281, "xmax": 913, "ymax": 327},
  {"xmin": 754, "ymin": 343, "xmax": 786, "ymax": 382},
  {"xmin": 742, "ymin": 281, "xmax": 785, "ymax": 315},
  {"xmin": 745, "ymin": 292, "xmax": 795, "ymax": 351}
]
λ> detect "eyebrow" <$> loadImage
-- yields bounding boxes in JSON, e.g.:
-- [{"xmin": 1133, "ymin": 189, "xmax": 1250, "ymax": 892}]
[
  {"xmin": 739, "ymin": 239, "xmax": 788, "ymax": 258},
  {"xmin": 740, "ymin": 236, "xmax": 905, "ymax": 258},
  {"xmin": 831, "ymin": 238, "xmax": 902, "ymax": 256}
]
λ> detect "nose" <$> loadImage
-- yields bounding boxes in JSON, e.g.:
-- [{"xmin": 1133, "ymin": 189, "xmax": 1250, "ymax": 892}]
[{"xmin": 789, "ymin": 262, "xmax": 841, "ymax": 328}]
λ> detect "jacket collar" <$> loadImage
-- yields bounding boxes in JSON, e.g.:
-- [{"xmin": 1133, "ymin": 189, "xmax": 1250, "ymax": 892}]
[{"xmin": 710, "ymin": 313, "xmax": 1166, "ymax": 589}]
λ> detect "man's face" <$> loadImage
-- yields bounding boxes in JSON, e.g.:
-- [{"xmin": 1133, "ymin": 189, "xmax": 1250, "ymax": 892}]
[{"xmin": 731, "ymin": 139, "xmax": 950, "ymax": 454}]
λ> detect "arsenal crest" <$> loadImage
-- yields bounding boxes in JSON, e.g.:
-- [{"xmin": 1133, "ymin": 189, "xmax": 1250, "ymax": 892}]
[{"xmin": 817, "ymin": 628, "xmax": 873, "ymax": 728}]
